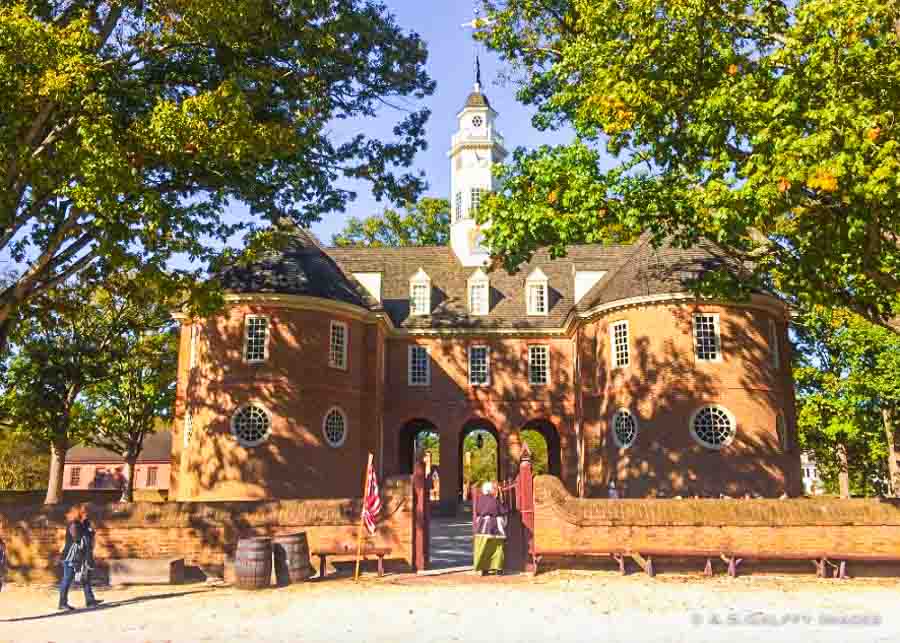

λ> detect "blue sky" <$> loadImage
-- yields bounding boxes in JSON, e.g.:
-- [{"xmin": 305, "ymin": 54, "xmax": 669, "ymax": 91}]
[{"xmin": 301, "ymin": 0, "xmax": 577, "ymax": 244}]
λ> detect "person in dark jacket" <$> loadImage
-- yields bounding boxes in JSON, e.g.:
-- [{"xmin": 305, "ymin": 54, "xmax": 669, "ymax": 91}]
[
  {"xmin": 58, "ymin": 505, "xmax": 100, "ymax": 610},
  {"xmin": 0, "ymin": 536, "xmax": 7, "ymax": 592},
  {"xmin": 473, "ymin": 481, "xmax": 507, "ymax": 575}
]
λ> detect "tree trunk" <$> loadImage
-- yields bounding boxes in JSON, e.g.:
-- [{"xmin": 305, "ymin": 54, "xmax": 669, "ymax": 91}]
[
  {"xmin": 44, "ymin": 441, "xmax": 67, "ymax": 505},
  {"xmin": 883, "ymin": 406, "xmax": 900, "ymax": 497},
  {"xmin": 120, "ymin": 457, "xmax": 137, "ymax": 503},
  {"xmin": 0, "ymin": 313, "xmax": 15, "ymax": 360},
  {"xmin": 837, "ymin": 441, "xmax": 851, "ymax": 499}
]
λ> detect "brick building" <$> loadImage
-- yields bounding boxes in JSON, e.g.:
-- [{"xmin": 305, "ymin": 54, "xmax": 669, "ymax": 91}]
[
  {"xmin": 65, "ymin": 431, "xmax": 171, "ymax": 492},
  {"xmin": 170, "ymin": 81, "xmax": 801, "ymax": 505}
]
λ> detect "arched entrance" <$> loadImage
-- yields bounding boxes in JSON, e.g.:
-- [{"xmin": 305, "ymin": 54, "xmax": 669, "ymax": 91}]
[
  {"xmin": 521, "ymin": 419, "xmax": 561, "ymax": 477},
  {"xmin": 398, "ymin": 418, "xmax": 439, "ymax": 476},
  {"xmin": 459, "ymin": 419, "xmax": 500, "ymax": 502}
]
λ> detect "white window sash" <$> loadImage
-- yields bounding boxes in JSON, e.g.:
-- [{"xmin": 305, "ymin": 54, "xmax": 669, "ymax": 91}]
[
  {"xmin": 769, "ymin": 319, "xmax": 780, "ymax": 370},
  {"xmin": 329, "ymin": 321, "xmax": 348, "ymax": 370},
  {"xmin": 469, "ymin": 282, "xmax": 488, "ymax": 315},
  {"xmin": 468, "ymin": 345, "xmax": 490, "ymax": 386},
  {"xmin": 243, "ymin": 315, "xmax": 269, "ymax": 363},
  {"xmin": 609, "ymin": 320, "xmax": 630, "ymax": 369},
  {"xmin": 527, "ymin": 283, "xmax": 548, "ymax": 315},
  {"xmin": 528, "ymin": 345, "xmax": 549, "ymax": 385},
  {"xmin": 692, "ymin": 313, "xmax": 721, "ymax": 362},
  {"xmin": 410, "ymin": 281, "xmax": 431, "ymax": 316},
  {"xmin": 408, "ymin": 346, "xmax": 430, "ymax": 386}
]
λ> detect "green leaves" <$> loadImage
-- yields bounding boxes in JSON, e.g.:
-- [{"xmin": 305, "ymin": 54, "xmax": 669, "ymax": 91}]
[
  {"xmin": 479, "ymin": 0, "xmax": 900, "ymax": 330},
  {"xmin": 0, "ymin": 0, "xmax": 435, "ymax": 354},
  {"xmin": 331, "ymin": 198, "xmax": 450, "ymax": 248}
]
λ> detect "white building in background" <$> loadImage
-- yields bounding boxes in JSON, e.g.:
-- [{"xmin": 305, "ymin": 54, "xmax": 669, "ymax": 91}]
[{"xmin": 801, "ymin": 452, "xmax": 824, "ymax": 495}]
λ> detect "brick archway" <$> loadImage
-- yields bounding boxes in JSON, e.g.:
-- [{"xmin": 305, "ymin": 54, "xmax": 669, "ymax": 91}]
[
  {"xmin": 458, "ymin": 418, "xmax": 500, "ymax": 503},
  {"xmin": 521, "ymin": 419, "xmax": 562, "ymax": 478},
  {"xmin": 398, "ymin": 418, "xmax": 439, "ymax": 476}
]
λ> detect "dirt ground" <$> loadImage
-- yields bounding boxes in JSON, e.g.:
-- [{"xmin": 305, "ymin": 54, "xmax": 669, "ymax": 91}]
[{"xmin": 1, "ymin": 570, "xmax": 897, "ymax": 643}]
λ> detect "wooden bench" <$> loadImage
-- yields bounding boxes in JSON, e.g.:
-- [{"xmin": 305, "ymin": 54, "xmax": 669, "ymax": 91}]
[
  {"xmin": 108, "ymin": 558, "xmax": 185, "ymax": 585},
  {"xmin": 534, "ymin": 548, "xmax": 900, "ymax": 579},
  {"xmin": 310, "ymin": 545, "xmax": 392, "ymax": 580}
]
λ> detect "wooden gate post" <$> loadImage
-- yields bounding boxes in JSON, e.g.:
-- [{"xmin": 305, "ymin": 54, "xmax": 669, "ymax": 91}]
[
  {"xmin": 517, "ymin": 443, "xmax": 536, "ymax": 574},
  {"xmin": 412, "ymin": 456, "xmax": 430, "ymax": 572}
]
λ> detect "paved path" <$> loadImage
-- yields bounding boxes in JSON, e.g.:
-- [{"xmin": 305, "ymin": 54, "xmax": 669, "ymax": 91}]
[{"xmin": 429, "ymin": 513, "xmax": 473, "ymax": 570}]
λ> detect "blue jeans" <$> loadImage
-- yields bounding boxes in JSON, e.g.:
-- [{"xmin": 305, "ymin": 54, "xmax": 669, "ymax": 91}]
[{"xmin": 59, "ymin": 563, "xmax": 95, "ymax": 607}]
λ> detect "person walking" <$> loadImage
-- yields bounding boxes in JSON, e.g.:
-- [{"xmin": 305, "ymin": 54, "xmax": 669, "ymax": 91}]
[
  {"xmin": 79, "ymin": 505, "xmax": 102, "ymax": 608},
  {"xmin": 473, "ymin": 480, "xmax": 507, "ymax": 576},
  {"xmin": 58, "ymin": 504, "xmax": 101, "ymax": 611},
  {"xmin": 0, "ymin": 535, "xmax": 7, "ymax": 592}
]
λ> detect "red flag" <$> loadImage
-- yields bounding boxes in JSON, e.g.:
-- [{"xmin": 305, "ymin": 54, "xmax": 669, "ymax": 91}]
[{"xmin": 362, "ymin": 464, "xmax": 382, "ymax": 535}]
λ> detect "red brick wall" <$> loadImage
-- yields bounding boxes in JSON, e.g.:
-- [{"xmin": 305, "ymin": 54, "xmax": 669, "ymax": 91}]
[
  {"xmin": 382, "ymin": 336, "xmax": 576, "ymax": 506},
  {"xmin": 173, "ymin": 304, "xmax": 384, "ymax": 501},
  {"xmin": 533, "ymin": 476, "xmax": 900, "ymax": 559},
  {"xmin": 0, "ymin": 477, "xmax": 412, "ymax": 583},
  {"xmin": 583, "ymin": 302, "xmax": 800, "ymax": 497}
]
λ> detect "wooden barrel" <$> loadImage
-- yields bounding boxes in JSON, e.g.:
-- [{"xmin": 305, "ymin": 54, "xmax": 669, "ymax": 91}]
[
  {"xmin": 234, "ymin": 537, "xmax": 272, "ymax": 590},
  {"xmin": 272, "ymin": 533, "xmax": 313, "ymax": 586}
]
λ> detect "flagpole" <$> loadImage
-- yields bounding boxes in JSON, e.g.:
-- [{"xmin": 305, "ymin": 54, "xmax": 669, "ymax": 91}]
[{"xmin": 354, "ymin": 452, "xmax": 373, "ymax": 581}]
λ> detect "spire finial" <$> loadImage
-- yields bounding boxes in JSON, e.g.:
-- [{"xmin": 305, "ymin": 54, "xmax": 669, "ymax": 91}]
[
  {"xmin": 461, "ymin": 2, "xmax": 493, "ymax": 93},
  {"xmin": 475, "ymin": 55, "xmax": 482, "ymax": 91}
]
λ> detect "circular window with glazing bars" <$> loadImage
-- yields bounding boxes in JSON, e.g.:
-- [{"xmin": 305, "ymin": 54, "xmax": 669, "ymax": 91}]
[
  {"xmin": 231, "ymin": 404, "xmax": 271, "ymax": 447},
  {"xmin": 472, "ymin": 115, "xmax": 483, "ymax": 128},
  {"xmin": 690, "ymin": 406, "xmax": 736, "ymax": 449},
  {"xmin": 323, "ymin": 407, "xmax": 348, "ymax": 448},
  {"xmin": 612, "ymin": 409, "xmax": 638, "ymax": 448}
]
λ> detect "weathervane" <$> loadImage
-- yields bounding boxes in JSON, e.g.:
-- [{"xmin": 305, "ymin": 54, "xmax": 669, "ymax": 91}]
[{"xmin": 460, "ymin": 3, "xmax": 494, "ymax": 91}]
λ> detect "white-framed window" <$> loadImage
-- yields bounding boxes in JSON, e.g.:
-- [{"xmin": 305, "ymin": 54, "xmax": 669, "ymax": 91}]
[
  {"xmin": 329, "ymin": 320, "xmax": 348, "ymax": 370},
  {"xmin": 690, "ymin": 405, "xmax": 736, "ymax": 449},
  {"xmin": 322, "ymin": 407, "xmax": 348, "ymax": 448},
  {"xmin": 469, "ymin": 345, "xmax": 490, "ymax": 386},
  {"xmin": 610, "ymin": 320, "xmax": 630, "ymax": 368},
  {"xmin": 611, "ymin": 409, "xmax": 638, "ymax": 449},
  {"xmin": 769, "ymin": 318, "xmax": 781, "ymax": 370},
  {"xmin": 243, "ymin": 315, "xmax": 269, "ymax": 363},
  {"xmin": 408, "ymin": 345, "xmax": 430, "ymax": 386},
  {"xmin": 70, "ymin": 467, "xmax": 81, "ymax": 486},
  {"xmin": 147, "ymin": 466, "xmax": 158, "ymax": 487},
  {"xmin": 409, "ymin": 268, "xmax": 431, "ymax": 316},
  {"xmin": 189, "ymin": 324, "xmax": 200, "ymax": 370},
  {"xmin": 467, "ymin": 268, "xmax": 489, "ymax": 315},
  {"xmin": 230, "ymin": 403, "xmax": 272, "ymax": 447},
  {"xmin": 526, "ymin": 268, "xmax": 549, "ymax": 316},
  {"xmin": 776, "ymin": 412, "xmax": 789, "ymax": 453},
  {"xmin": 183, "ymin": 410, "xmax": 193, "ymax": 449},
  {"xmin": 470, "ymin": 187, "xmax": 486, "ymax": 216},
  {"xmin": 693, "ymin": 313, "xmax": 721, "ymax": 362},
  {"xmin": 455, "ymin": 191, "xmax": 465, "ymax": 222},
  {"xmin": 528, "ymin": 345, "xmax": 549, "ymax": 385}
]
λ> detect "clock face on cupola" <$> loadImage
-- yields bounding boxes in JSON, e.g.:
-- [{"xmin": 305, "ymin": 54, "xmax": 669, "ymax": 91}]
[{"xmin": 448, "ymin": 52, "xmax": 507, "ymax": 267}]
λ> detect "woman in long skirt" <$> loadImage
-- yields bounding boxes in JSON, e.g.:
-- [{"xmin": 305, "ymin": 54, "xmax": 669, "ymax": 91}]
[{"xmin": 473, "ymin": 481, "xmax": 507, "ymax": 575}]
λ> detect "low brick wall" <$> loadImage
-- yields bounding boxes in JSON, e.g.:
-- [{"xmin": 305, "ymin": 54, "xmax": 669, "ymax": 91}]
[
  {"xmin": 0, "ymin": 476, "xmax": 412, "ymax": 583},
  {"xmin": 534, "ymin": 475, "xmax": 900, "ymax": 573}
]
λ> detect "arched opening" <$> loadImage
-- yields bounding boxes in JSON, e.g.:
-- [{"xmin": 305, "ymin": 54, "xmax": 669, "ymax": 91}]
[
  {"xmin": 398, "ymin": 418, "xmax": 439, "ymax": 476},
  {"xmin": 521, "ymin": 419, "xmax": 561, "ymax": 477},
  {"xmin": 459, "ymin": 419, "xmax": 500, "ymax": 502}
]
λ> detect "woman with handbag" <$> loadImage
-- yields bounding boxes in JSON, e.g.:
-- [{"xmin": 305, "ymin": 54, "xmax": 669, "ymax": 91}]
[
  {"xmin": 473, "ymin": 480, "xmax": 507, "ymax": 576},
  {"xmin": 58, "ymin": 504, "xmax": 100, "ymax": 611}
]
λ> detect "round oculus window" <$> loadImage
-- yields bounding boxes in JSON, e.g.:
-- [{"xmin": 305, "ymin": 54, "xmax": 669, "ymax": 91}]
[
  {"xmin": 612, "ymin": 410, "xmax": 637, "ymax": 448},
  {"xmin": 231, "ymin": 404, "xmax": 271, "ymax": 447},
  {"xmin": 690, "ymin": 406, "xmax": 735, "ymax": 449},
  {"xmin": 472, "ymin": 115, "xmax": 483, "ymax": 128},
  {"xmin": 323, "ymin": 407, "xmax": 347, "ymax": 448}
]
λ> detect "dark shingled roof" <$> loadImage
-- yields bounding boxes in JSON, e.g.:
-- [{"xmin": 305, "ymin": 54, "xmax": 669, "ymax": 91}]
[
  {"xmin": 218, "ymin": 223, "xmax": 377, "ymax": 309},
  {"xmin": 464, "ymin": 90, "xmax": 492, "ymax": 110},
  {"xmin": 219, "ymin": 223, "xmax": 748, "ymax": 330},
  {"xmin": 66, "ymin": 431, "xmax": 172, "ymax": 464},
  {"xmin": 328, "ymin": 243, "xmax": 636, "ymax": 330}
]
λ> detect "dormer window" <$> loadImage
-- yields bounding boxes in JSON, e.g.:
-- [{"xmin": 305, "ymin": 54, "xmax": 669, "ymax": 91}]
[
  {"xmin": 468, "ymin": 269, "xmax": 489, "ymax": 316},
  {"xmin": 526, "ymin": 268, "xmax": 549, "ymax": 316},
  {"xmin": 409, "ymin": 268, "xmax": 432, "ymax": 316}
]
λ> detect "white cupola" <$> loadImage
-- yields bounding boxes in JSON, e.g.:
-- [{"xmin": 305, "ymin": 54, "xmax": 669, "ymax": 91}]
[{"xmin": 448, "ymin": 58, "xmax": 507, "ymax": 267}]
